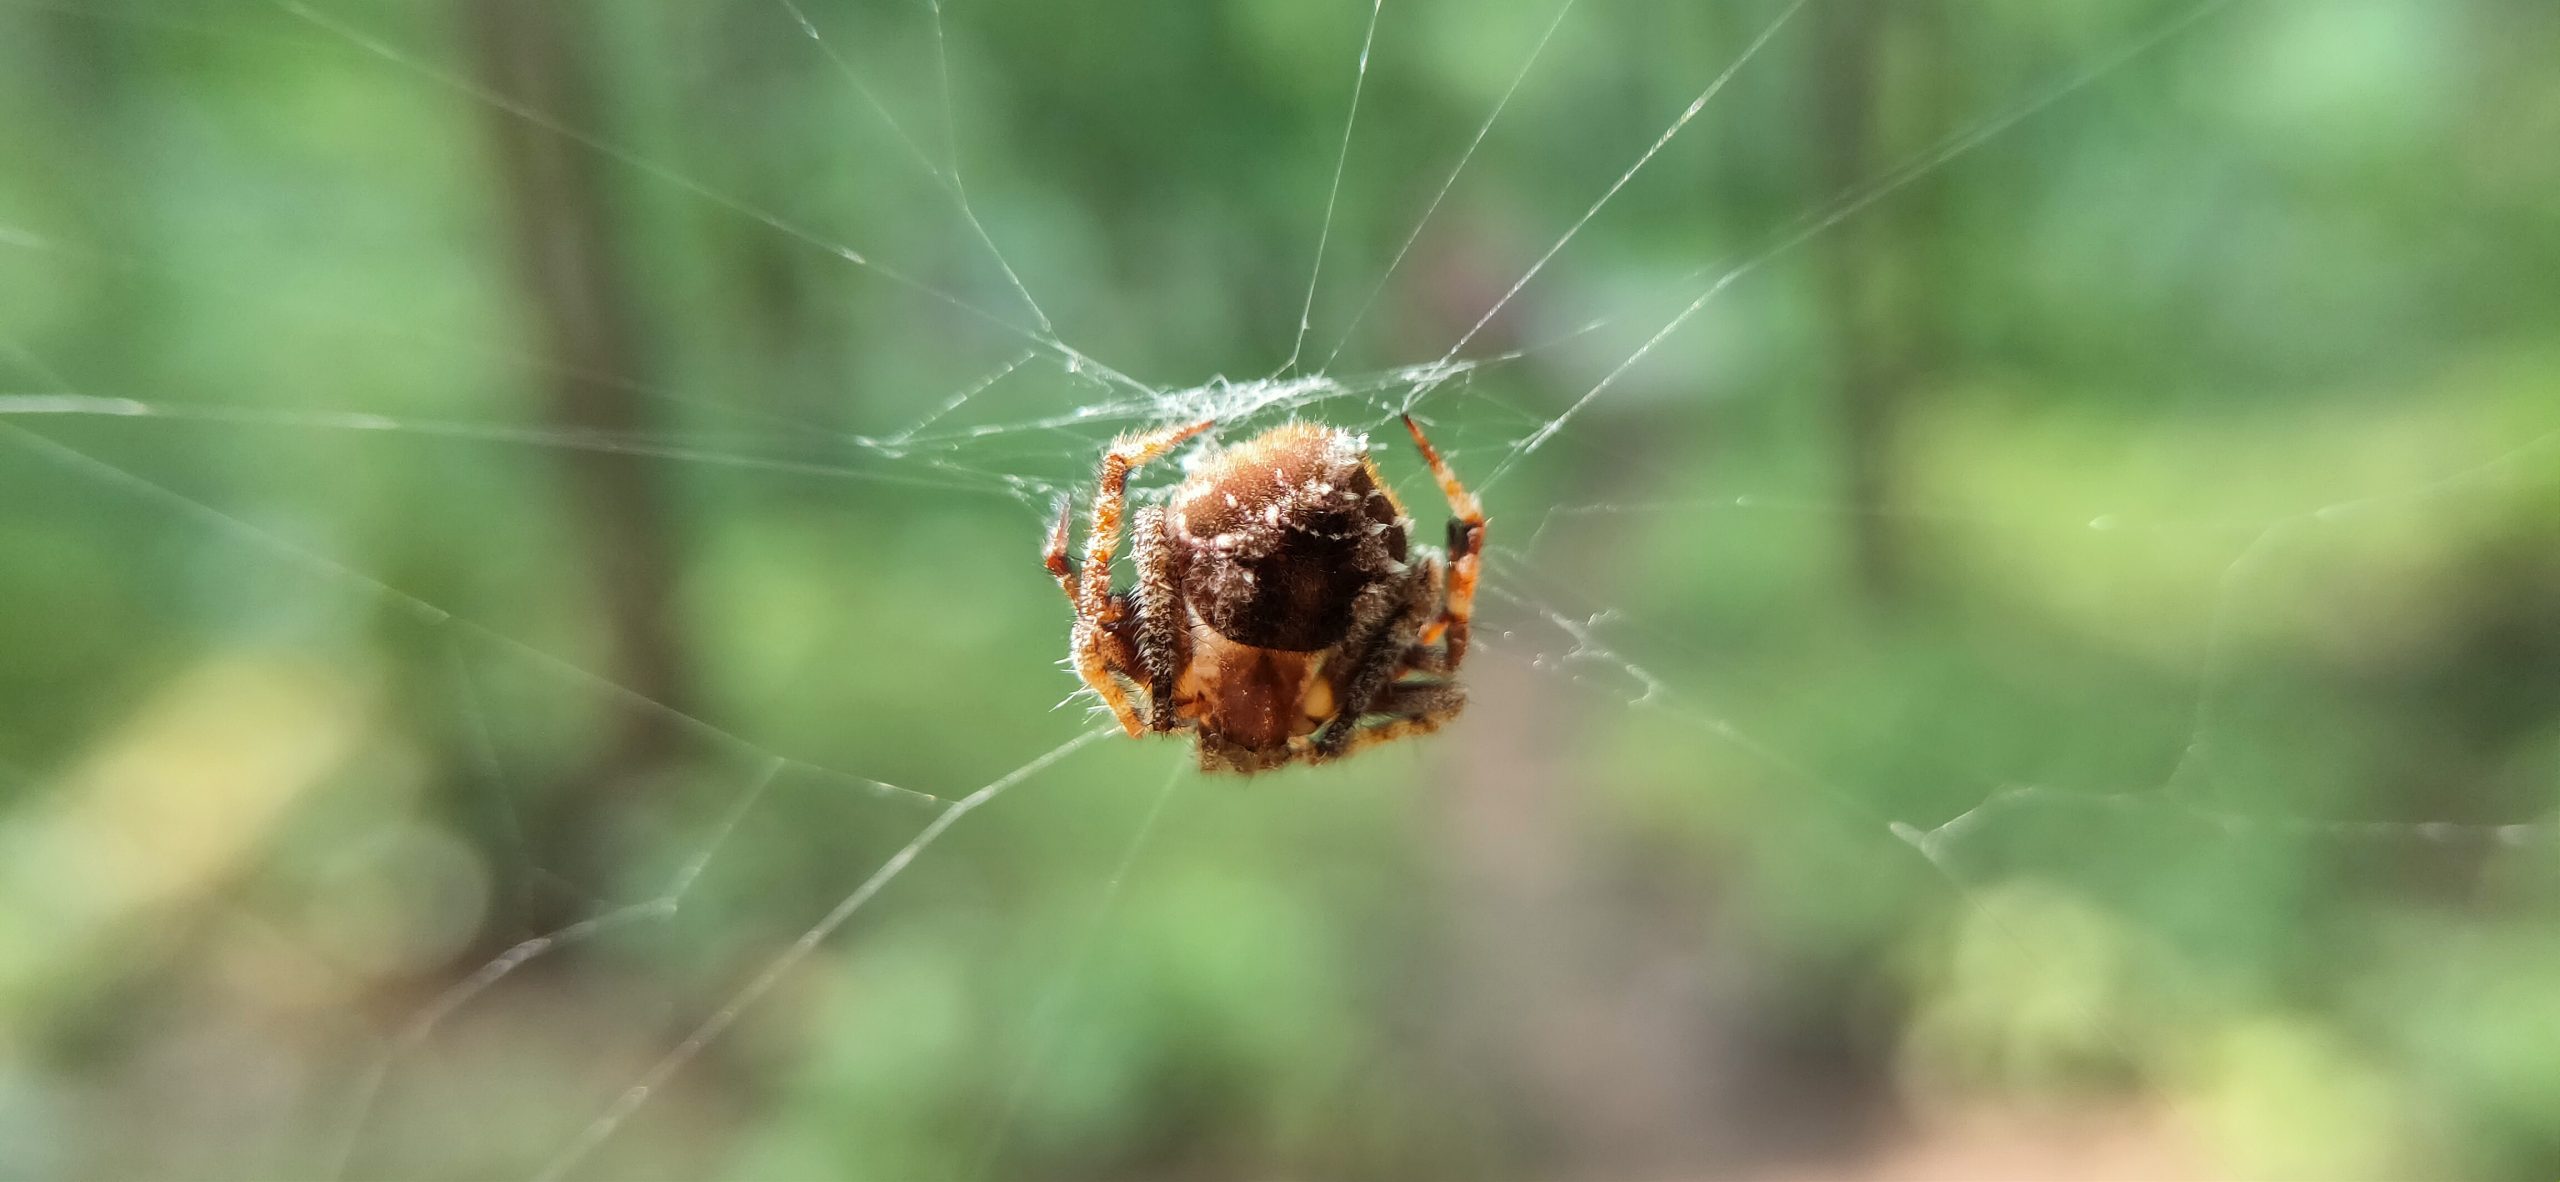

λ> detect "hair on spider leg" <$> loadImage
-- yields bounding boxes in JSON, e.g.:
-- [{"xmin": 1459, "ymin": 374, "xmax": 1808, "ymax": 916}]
[{"xmin": 1040, "ymin": 413, "xmax": 1485, "ymax": 773}]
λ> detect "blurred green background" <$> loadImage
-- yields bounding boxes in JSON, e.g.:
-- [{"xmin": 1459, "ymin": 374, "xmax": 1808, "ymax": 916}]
[{"xmin": 3, "ymin": 0, "xmax": 2558, "ymax": 1178}]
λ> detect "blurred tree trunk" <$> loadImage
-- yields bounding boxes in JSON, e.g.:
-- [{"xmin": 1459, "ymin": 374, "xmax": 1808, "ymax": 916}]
[
  {"xmin": 460, "ymin": 0, "xmax": 690, "ymax": 904},
  {"xmin": 1814, "ymin": 0, "xmax": 1943, "ymax": 606}
]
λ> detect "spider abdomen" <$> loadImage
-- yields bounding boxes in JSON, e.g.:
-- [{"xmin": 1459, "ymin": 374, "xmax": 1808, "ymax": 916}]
[{"xmin": 1169, "ymin": 423, "xmax": 1410, "ymax": 652}]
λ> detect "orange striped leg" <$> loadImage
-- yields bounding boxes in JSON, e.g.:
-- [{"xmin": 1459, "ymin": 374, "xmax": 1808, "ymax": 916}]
[
  {"xmin": 1400, "ymin": 414, "xmax": 1484, "ymax": 671},
  {"xmin": 1052, "ymin": 419, "xmax": 1212, "ymax": 736},
  {"xmin": 1078, "ymin": 419, "xmax": 1213, "ymax": 620}
]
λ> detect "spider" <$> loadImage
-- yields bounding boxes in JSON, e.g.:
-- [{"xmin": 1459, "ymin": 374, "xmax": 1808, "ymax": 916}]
[{"xmin": 1042, "ymin": 414, "xmax": 1485, "ymax": 773}]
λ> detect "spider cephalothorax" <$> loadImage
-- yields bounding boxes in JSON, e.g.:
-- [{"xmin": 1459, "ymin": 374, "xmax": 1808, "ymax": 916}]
[{"xmin": 1043, "ymin": 415, "xmax": 1484, "ymax": 773}]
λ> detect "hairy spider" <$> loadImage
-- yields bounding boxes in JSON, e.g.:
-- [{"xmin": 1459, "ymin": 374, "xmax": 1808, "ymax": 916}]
[{"xmin": 1043, "ymin": 414, "xmax": 1484, "ymax": 773}]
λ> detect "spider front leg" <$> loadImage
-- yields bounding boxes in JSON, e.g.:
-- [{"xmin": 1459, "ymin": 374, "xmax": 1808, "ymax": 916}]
[
  {"xmin": 1400, "ymin": 414, "xmax": 1484, "ymax": 671},
  {"xmin": 1077, "ymin": 418, "xmax": 1214, "ymax": 620},
  {"xmin": 1045, "ymin": 419, "xmax": 1214, "ymax": 737}
]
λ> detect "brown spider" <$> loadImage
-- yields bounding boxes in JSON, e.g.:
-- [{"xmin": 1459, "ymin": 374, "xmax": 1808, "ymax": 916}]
[{"xmin": 1042, "ymin": 414, "xmax": 1485, "ymax": 773}]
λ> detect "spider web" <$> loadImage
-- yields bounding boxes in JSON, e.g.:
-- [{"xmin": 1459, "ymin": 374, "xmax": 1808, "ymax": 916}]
[{"xmin": 2, "ymin": 0, "xmax": 2555, "ymax": 1177}]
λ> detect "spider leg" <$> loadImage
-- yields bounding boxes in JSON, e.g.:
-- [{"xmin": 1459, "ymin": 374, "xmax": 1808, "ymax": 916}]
[
  {"xmin": 1042, "ymin": 493, "xmax": 1085, "ymax": 610},
  {"xmin": 1131, "ymin": 506, "xmax": 1187, "ymax": 731},
  {"xmin": 1073, "ymin": 617, "xmax": 1147, "ymax": 737},
  {"xmin": 1313, "ymin": 681, "xmax": 1468, "ymax": 764},
  {"xmin": 1050, "ymin": 419, "xmax": 1213, "ymax": 738},
  {"xmin": 1395, "ymin": 640, "xmax": 1452, "ymax": 676},
  {"xmin": 1046, "ymin": 496, "xmax": 1146, "ymax": 735},
  {"xmin": 1400, "ymin": 415, "xmax": 1484, "ymax": 671},
  {"xmin": 1079, "ymin": 418, "xmax": 1214, "ymax": 621},
  {"xmin": 1313, "ymin": 561, "xmax": 1438, "ymax": 758}
]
